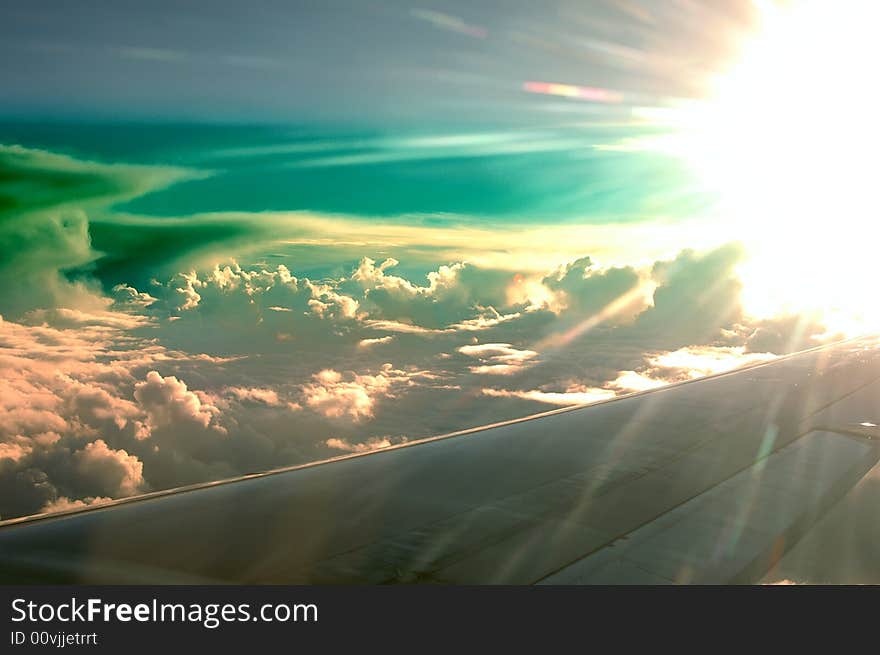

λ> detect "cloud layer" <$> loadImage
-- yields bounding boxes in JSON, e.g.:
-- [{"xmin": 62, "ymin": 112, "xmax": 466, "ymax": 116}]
[{"xmin": 0, "ymin": 144, "xmax": 838, "ymax": 521}]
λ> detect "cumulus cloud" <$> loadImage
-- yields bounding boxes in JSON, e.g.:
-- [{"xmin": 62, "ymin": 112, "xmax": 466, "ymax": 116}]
[
  {"xmin": 542, "ymin": 256, "xmax": 646, "ymax": 321},
  {"xmin": 306, "ymin": 288, "xmax": 359, "ymax": 320},
  {"xmin": 134, "ymin": 371, "xmax": 223, "ymax": 432},
  {"xmin": 73, "ymin": 439, "xmax": 144, "ymax": 497},
  {"xmin": 0, "ymin": 320, "xmax": 134, "ymax": 516},
  {"xmin": 144, "ymin": 257, "xmax": 542, "ymax": 365},
  {"xmin": 0, "ymin": 441, "xmax": 35, "ymax": 463},
  {"xmin": 301, "ymin": 364, "xmax": 415, "ymax": 421},
  {"xmin": 0, "ymin": 314, "xmax": 236, "ymax": 518},
  {"xmin": 634, "ymin": 244, "xmax": 746, "ymax": 345},
  {"xmin": 344, "ymin": 257, "xmax": 512, "ymax": 329}
]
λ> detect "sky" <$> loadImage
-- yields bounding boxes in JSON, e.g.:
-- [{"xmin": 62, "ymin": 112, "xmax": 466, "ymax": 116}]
[
  {"xmin": 0, "ymin": 0, "xmax": 758, "ymax": 122},
  {"xmin": 0, "ymin": 0, "xmax": 861, "ymax": 520}
]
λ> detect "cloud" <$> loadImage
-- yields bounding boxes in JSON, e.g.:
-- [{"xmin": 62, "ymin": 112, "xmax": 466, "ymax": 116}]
[
  {"xmin": 223, "ymin": 386, "xmax": 282, "ymax": 406},
  {"xmin": 341, "ymin": 257, "xmax": 523, "ymax": 331},
  {"xmin": 476, "ymin": 344, "xmax": 775, "ymax": 409},
  {"xmin": 0, "ymin": 442, "xmax": 34, "ymax": 463},
  {"xmin": 134, "ymin": 371, "xmax": 223, "ymax": 433},
  {"xmin": 143, "ymin": 258, "xmax": 539, "ymax": 361},
  {"xmin": 0, "ymin": 145, "xmax": 191, "ymax": 316},
  {"xmin": 0, "ymin": 315, "xmax": 235, "ymax": 518},
  {"xmin": 25, "ymin": 307, "xmax": 152, "ymax": 331},
  {"xmin": 0, "ymin": 143, "xmax": 737, "ymax": 322},
  {"xmin": 644, "ymin": 346, "xmax": 775, "ymax": 382},
  {"xmin": 251, "ymin": 209, "xmax": 724, "ymax": 275},
  {"xmin": 450, "ymin": 309, "xmax": 522, "ymax": 332},
  {"xmin": 65, "ymin": 380, "xmax": 148, "ymax": 438},
  {"xmin": 458, "ymin": 342, "xmax": 538, "ymax": 375},
  {"xmin": 633, "ymin": 244, "xmax": 745, "ymax": 345},
  {"xmin": 305, "ymin": 280, "xmax": 359, "ymax": 319},
  {"xmin": 41, "ymin": 495, "xmax": 113, "ymax": 514},
  {"xmin": 736, "ymin": 313, "xmax": 832, "ymax": 355},
  {"xmin": 482, "ymin": 386, "xmax": 615, "ymax": 406},
  {"xmin": 543, "ymin": 256, "xmax": 645, "ymax": 320},
  {"xmin": 111, "ymin": 284, "xmax": 158, "ymax": 309},
  {"xmin": 359, "ymin": 335, "xmax": 395, "ymax": 347},
  {"xmin": 0, "ymin": 318, "xmax": 139, "ymax": 516},
  {"xmin": 324, "ymin": 435, "xmax": 407, "ymax": 453},
  {"xmin": 610, "ymin": 370, "xmax": 668, "ymax": 392},
  {"xmin": 363, "ymin": 320, "xmax": 448, "ymax": 335},
  {"xmin": 0, "ymin": 151, "xmax": 839, "ymax": 527},
  {"xmin": 301, "ymin": 364, "xmax": 414, "ymax": 421},
  {"xmin": 72, "ymin": 439, "xmax": 144, "ymax": 497}
]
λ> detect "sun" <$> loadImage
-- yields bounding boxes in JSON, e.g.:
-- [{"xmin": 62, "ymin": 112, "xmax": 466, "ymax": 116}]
[{"xmin": 659, "ymin": 0, "xmax": 880, "ymax": 335}]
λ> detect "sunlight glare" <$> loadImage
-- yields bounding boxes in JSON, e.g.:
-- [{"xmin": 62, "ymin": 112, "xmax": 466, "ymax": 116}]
[{"xmin": 662, "ymin": 1, "xmax": 880, "ymax": 334}]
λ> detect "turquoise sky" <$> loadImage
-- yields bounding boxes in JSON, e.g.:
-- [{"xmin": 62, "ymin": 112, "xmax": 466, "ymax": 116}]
[
  {"xmin": 0, "ymin": 120, "xmax": 717, "ymax": 291},
  {"xmin": 0, "ymin": 121, "xmax": 709, "ymax": 221}
]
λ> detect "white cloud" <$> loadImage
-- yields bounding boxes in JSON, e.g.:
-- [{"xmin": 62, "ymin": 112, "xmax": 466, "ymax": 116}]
[
  {"xmin": 482, "ymin": 386, "xmax": 615, "ymax": 406},
  {"xmin": 174, "ymin": 271, "xmax": 203, "ymax": 311},
  {"xmin": 73, "ymin": 439, "xmax": 144, "ymax": 497},
  {"xmin": 364, "ymin": 319, "xmax": 450, "ymax": 334},
  {"xmin": 359, "ymin": 335, "xmax": 395, "ymax": 347},
  {"xmin": 351, "ymin": 256, "xmax": 462, "ymax": 298},
  {"xmin": 458, "ymin": 342, "xmax": 538, "ymax": 375},
  {"xmin": 324, "ymin": 435, "xmax": 407, "ymax": 453},
  {"xmin": 170, "ymin": 262, "xmax": 300, "ymax": 313},
  {"xmin": 450, "ymin": 309, "xmax": 521, "ymax": 331},
  {"xmin": 647, "ymin": 346, "xmax": 775, "ymax": 381},
  {"xmin": 134, "ymin": 371, "xmax": 223, "ymax": 433},
  {"xmin": 305, "ymin": 280, "xmax": 359, "ymax": 319},
  {"xmin": 301, "ymin": 364, "xmax": 413, "ymax": 421},
  {"xmin": 610, "ymin": 370, "xmax": 667, "ymax": 392}
]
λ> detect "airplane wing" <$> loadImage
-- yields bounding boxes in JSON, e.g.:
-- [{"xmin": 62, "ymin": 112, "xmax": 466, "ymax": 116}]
[{"xmin": 1, "ymin": 337, "xmax": 879, "ymax": 585}]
